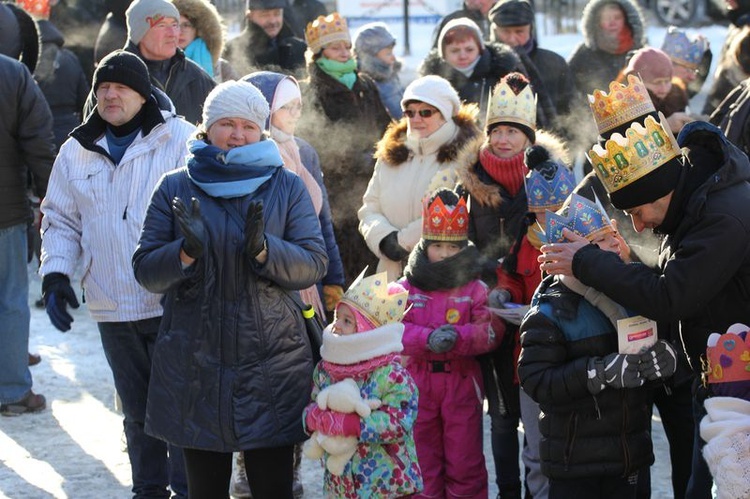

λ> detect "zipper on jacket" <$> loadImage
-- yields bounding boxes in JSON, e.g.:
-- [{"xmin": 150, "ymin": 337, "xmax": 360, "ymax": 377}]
[
  {"xmin": 621, "ymin": 391, "xmax": 630, "ymax": 474},
  {"xmin": 563, "ymin": 412, "xmax": 577, "ymax": 471},
  {"xmin": 592, "ymin": 395, "xmax": 602, "ymax": 420}
]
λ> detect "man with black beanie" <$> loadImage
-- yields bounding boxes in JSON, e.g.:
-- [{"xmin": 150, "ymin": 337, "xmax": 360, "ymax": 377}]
[{"xmin": 39, "ymin": 50, "xmax": 196, "ymax": 498}]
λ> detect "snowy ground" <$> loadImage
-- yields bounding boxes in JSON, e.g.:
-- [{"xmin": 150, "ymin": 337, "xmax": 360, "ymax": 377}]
[{"xmin": 1, "ymin": 11, "xmax": 729, "ymax": 499}]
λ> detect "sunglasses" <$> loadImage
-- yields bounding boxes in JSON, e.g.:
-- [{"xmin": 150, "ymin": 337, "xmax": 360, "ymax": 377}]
[{"xmin": 403, "ymin": 108, "xmax": 439, "ymax": 119}]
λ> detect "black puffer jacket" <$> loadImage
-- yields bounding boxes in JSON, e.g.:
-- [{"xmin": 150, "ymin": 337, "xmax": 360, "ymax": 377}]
[
  {"xmin": 519, "ymin": 277, "xmax": 654, "ymax": 479},
  {"xmin": 223, "ymin": 22, "xmax": 307, "ymax": 78},
  {"xmin": 133, "ymin": 165, "xmax": 328, "ymax": 452}
]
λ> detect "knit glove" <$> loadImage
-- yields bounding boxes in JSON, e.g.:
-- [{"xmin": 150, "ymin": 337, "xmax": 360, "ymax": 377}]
[
  {"xmin": 379, "ymin": 231, "xmax": 409, "ymax": 261},
  {"xmin": 172, "ymin": 197, "xmax": 206, "ymax": 260},
  {"xmin": 323, "ymin": 285, "xmax": 344, "ymax": 312},
  {"xmin": 638, "ymin": 340, "xmax": 678, "ymax": 381},
  {"xmin": 488, "ymin": 288, "xmax": 512, "ymax": 309},
  {"xmin": 305, "ymin": 406, "xmax": 362, "ymax": 437},
  {"xmin": 587, "ymin": 352, "xmax": 644, "ymax": 394},
  {"xmin": 427, "ymin": 325, "xmax": 458, "ymax": 353},
  {"xmin": 42, "ymin": 272, "xmax": 80, "ymax": 332},
  {"xmin": 243, "ymin": 201, "xmax": 266, "ymax": 260}
]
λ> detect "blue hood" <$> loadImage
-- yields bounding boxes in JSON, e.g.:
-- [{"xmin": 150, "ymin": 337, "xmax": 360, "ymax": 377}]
[{"xmin": 241, "ymin": 71, "xmax": 295, "ymax": 131}]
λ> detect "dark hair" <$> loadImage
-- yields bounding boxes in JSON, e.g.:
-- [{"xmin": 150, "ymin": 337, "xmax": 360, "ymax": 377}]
[
  {"xmin": 429, "ymin": 187, "xmax": 461, "ymax": 207},
  {"xmin": 501, "ymin": 71, "xmax": 530, "ymax": 95}
]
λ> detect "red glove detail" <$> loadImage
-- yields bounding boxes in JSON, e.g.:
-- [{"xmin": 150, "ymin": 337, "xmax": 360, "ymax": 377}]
[{"xmin": 305, "ymin": 406, "xmax": 361, "ymax": 437}]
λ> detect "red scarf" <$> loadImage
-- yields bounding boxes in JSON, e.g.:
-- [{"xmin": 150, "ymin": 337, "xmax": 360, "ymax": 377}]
[
  {"xmin": 617, "ymin": 28, "xmax": 634, "ymax": 55},
  {"xmin": 322, "ymin": 354, "xmax": 398, "ymax": 382},
  {"xmin": 479, "ymin": 146, "xmax": 528, "ymax": 196}
]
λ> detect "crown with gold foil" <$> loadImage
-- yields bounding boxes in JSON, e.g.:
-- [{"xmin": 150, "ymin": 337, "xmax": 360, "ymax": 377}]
[
  {"xmin": 422, "ymin": 193, "xmax": 469, "ymax": 242},
  {"xmin": 339, "ymin": 269, "xmax": 409, "ymax": 327},
  {"xmin": 662, "ymin": 27, "xmax": 708, "ymax": 70},
  {"xmin": 705, "ymin": 324, "xmax": 750, "ymax": 384},
  {"xmin": 525, "ymin": 164, "xmax": 576, "ymax": 213},
  {"xmin": 486, "ymin": 78, "xmax": 537, "ymax": 130},
  {"xmin": 588, "ymin": 75, "xmax": 657, "ymax": 135},
  {"xmin": 16, "ymin": 0, "xmax": 50, "ymax": 18},
  {"xmin": 544, "ymin": 193, "xmax": 613, "ymax": 243},
  {"xmin": 305, "ymin": 12, "xmax": 351, "ymax": 54},
  {"xmin": 587, "ymin": 113, "xmax": 680, "ymax": 196}
]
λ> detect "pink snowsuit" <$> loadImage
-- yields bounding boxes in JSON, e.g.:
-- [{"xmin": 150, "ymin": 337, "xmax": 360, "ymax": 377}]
[{"xmin": 401, "ymin": 279, "xmax": 503, "ymax": 499}]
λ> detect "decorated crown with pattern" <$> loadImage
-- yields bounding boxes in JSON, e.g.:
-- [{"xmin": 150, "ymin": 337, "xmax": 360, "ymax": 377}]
[
  {"xmin": 339, "ymin": 269, "xmax": 409, "ymax": 327},
  {"xmin": 486, "ymin": 78, "xmax": 537, "ymax": 130},
  {"xmin": 544, "ymin": 193, "xmax": 613, "ymax": 243},
  {"xmin": 305, "ymin": 12, "xmax": 351, "ymax": 54},
  {"xmin": 16, "ymin": 0, "xmax": 50, "ymax": 18},
  {"xmin": 705, "ymin": 324, "xmax": 750, "ymax": 384},
  {"xmin": 525, "ymin": 163, "xmax": 576, "ymax": 213},
  {"xmin": 422, "ymin": 193, "xmax": 469, "ymax": 242},
  {"xmin": 587, "ymin": 113, "xmax": 680, "ymax": 196},
  {"xmin": 662, "ymin": 27, "xmax": 709, "ymax": 70},
  {"xmin": 588, "ymin": 75, "xmax": 657, "ymax": 135}
]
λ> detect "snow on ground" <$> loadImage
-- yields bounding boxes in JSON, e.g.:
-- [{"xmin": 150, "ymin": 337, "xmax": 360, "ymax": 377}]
[{"xmin": 1, "ymin": 12, "xmax": 729, "ymax": 499}]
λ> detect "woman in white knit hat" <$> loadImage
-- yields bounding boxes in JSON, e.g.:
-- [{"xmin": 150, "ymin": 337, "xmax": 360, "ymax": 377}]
[{"xmin": 132, "ymin": 80, "xmax": 328, "ymax": 499}]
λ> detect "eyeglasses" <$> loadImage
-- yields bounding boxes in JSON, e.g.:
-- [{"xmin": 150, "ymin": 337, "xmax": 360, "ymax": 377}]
[
  {"xmin": 403, "ymin": 108, "xmax": 439, "ymax": 119},
  {"xmin": 179, "ymin": 22, "xmax": 194, "ymax": 30}
]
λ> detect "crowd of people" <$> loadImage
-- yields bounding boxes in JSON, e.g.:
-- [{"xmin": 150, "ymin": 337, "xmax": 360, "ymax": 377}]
[{"xmin": 2, "ymin": 0, "xmax": 750, "ymax": 498}]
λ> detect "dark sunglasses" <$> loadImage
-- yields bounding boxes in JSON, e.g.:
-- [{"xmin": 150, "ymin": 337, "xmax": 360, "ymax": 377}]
[{"xmin": 404, "ymin": 108, "xmax": 439, "ymax": 118}]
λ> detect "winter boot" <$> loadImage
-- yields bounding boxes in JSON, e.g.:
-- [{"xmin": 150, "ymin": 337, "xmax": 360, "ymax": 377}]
[{"xmin": 230, "ymin": 452, "xmax": 252, "ymax": 499}]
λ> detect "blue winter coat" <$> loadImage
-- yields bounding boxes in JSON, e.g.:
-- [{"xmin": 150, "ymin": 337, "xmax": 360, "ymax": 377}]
[{"xmin": 132, "ymin": 164, "xmax": 328, "ymax": 452}]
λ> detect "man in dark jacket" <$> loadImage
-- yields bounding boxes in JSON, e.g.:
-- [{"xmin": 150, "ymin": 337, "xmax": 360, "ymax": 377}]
[
  {"xmin": 224, "ymin": 0, "xmax": 307, "ymax": 77},
  {"xmin": 0, "ymin": 2, "xmax": 55, "ymax": 417}
]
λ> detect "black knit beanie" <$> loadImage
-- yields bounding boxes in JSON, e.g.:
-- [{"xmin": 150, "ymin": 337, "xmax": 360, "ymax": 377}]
[
  {"xmin": 609, "ymin": 155, "xmax": 683, "ymax": 210},
  {"xmin": 489, "ymin": 0, "xmax": 535, "ymax": 27},
  {"xmin": 93, "ymin": 50, "xmax": 152, "ymax": 100}
]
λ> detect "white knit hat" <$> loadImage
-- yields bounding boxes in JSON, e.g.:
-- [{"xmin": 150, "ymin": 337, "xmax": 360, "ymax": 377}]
[
  {"xmin": 401, "ymin": 75, "xmax": 461, "ymax": 119},
  {"xmin": 271, "ymin": 77, "xmax": 301, "ymax": 113},
  {"xmin": 700, "ymin": 397, "xmax": 750, "ymax": 499},
  {"xmin": 126, "ymin": 0, "xmax": 180, "ymax": 44},
  {"xmin": 202, "ymin": 81, "xmax": 270, "ymax": 131}
]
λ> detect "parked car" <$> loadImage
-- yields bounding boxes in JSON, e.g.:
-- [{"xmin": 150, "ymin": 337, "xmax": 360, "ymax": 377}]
[{"xmin": 641, "ymin": 0, "xmax": 725, "ymax": 26}]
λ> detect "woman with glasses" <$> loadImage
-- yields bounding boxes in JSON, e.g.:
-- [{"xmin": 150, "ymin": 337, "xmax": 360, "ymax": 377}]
[{"xmin": 358, "ymin": 75, "xmax": 481, "ymax": 281}]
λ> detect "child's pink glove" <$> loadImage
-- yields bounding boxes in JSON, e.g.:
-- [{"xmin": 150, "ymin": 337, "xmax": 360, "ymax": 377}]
[{"xmin": 305, "ymin": 406, "xmax": 362, "ymax": 437}]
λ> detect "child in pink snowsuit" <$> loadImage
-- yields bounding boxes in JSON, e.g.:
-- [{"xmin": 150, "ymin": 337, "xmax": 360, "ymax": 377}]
[{"xmin": 400, "ymin": 188, "xmax": 504, "ymax": 499}]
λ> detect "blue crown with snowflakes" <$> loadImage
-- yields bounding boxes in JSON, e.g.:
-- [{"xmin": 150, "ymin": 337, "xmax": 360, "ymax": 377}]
[
  {"xmin": 661, "ymin": 27, "xmax": 708, "ymax": 70},
  {"xmin": 544, "ymin": 193, "xmax": 613, "ymax": 243},
  {"xmin": 525, "ymin": 163, "xmax": 576, "ymax": 213}
]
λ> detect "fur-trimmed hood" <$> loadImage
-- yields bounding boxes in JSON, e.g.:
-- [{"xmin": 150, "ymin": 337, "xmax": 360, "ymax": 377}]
[
  {"xmin": 172, "ymin": 0, "xmax": 225, "ymax": 64},
  {"xmin": 374, "ymin": 105, "xmax": 481, "ymax": 166},
  {"xmin": 581, "ymin": 0, "xmax": 646, "ymax": 51},
  {"xmin": 456, "ymin": 129, "xmax": 570, "ymax": 208}
]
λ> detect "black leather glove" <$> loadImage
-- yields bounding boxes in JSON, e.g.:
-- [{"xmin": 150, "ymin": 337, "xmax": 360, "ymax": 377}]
[
  {"xmin": 638, "ymin": 340, "xmax": 678, "ymax": 381},
  {"xmin": 587, "ymin": 352, "xmax": 644, "ymax": 394},
  {"xmin": 42, "ymin": 272, "xmax": 80, "ymax": 332},
  {"xmin": 244, "ymin": 201, "xmax": 266, "ymax": 260},
  {"xmin": 427, "ymin": 325, "xmax": 458, "ymax": 353},
  {"xmin": 379, "ymin": 231, "xmax": 409, "ymax": 261},
  {"xmin": 172, "ymin": 197, "xmax": 206, "ymax": 260}
]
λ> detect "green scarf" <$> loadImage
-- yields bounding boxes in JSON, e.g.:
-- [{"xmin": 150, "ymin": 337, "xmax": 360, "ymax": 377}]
[{"xmin": 316, "ymin": 56, "xmax": 358, "ymax": 90}]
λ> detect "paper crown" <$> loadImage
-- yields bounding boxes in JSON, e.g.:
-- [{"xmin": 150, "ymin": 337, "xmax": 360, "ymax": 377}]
[
  {"xmin": 339, "ymin": 269, "xmax": 409, "ymax": 327},
  {"xmin": 588, "ymin": 75, "xmax": 657, "ymax": 135},
  {"xmin": 305, "ymin": 12, "xmax": 351, "ymax": 54},
  {"xmin": 544, "ymin": 193, "xmax": 613, "ymax": 243},
  {"xmin": 525, "ymin": 163, "xmax": 576, "ymax": 213},
  {"xmin": 705, "ymin": 324, "xmax": 750, "ymax": 384},
  {"xmin": 486, "ymin": 79, "xmax": 537, "ymax": 131},
  {"xmin": 662, "ymin": 27, "xmax": 708, "ymax": 70},
  {"xmin": 422, "ymin": 194, "xmax": 469, "ymax": 242},
  {"xmin": 16, "ymin": 0, "xmax": 50, "ymax": 18},
  {"xmin": 587, "ymin": 113, "xmax": 680, "ymax": 196}
]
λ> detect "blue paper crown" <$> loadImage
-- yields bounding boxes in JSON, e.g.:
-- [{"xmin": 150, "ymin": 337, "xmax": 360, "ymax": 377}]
[
  {"xmin": 661, "ymin": 27, "xmax": 708, "ymax": 70},
  {"xmin": 544, "ymin": 193, "xmax": 613, "ymax": 243},
  {"xmin": 525, "ymin": 163, "xmax": 576, "ymax": 213}
]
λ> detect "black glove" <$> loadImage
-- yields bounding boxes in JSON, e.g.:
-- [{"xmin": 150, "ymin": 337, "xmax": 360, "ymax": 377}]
[
  {"xmin": 42, "ymin": 272, "xmax": 80, "ymax": 332},
  {"xmin": 379, "ymin": 231, "xmax": 409, "ymax": 261},
  {"xmin": 427, "ymin": 325, "xmax": 458, "ymax": 353},
  {"xmin": 638, "ymin": 340, "xmax": 677, "ymax": 381},
  {"xmin": 587, "ymin": 352, "xmax": 643, "ymax": 394},
  {"xmin": 172, "ymin": 197, "xmax": 206, "ymax": 259},
  {"xmin": 244, "ymin": 201, "xmax": 266, "ymax": 260}
]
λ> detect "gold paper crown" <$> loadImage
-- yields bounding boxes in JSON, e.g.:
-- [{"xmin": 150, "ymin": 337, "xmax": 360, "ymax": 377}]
[
  {"xmin": 704, "ymin": 324, "xmax": 750, "ymax": 384},
  {"xmin": 422, "ymin": 195, "xmax": 469, "ymax": 242},
  {"xmin": 588, "ymin": 75, "xmax": 657, "ymax": 135},
  {"xmin": 587, "ymin": 113, "xmax": 680, "ymax": 195},
  {"xmin": 339, "ymin": 269, "xmax": 408, "ymax": 328},
  {"xmin": 486, "ymin": 79, "xmax": 536, "ymax": 130},
  {"xmin": 305, "ymin": 12, "xmax": 351, "ymax": 54}
]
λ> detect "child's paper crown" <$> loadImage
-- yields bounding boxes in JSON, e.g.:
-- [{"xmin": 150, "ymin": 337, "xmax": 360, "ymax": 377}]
[
  {"xmin": 588, "ymin": 75, "xmax": 657, "ymax": 135},
  {"xmin": 525, "ymin": 161, "xmax": 576, "ymax": 213},
  {"xmin": 661, "ymin": 27, "xmax": 708, "ymax": 70},
  {"xmin": 705, "ymin": 323, "xmax": 750, "ymax": 384},
  {"xmin": 485, "ymin": 78, "xmax": 537, "ymax": 131},
  {"xmin": 305, "ymin": 12, "xmax": 351, "ymax": 54},
  {"xmin": 338, "ymin": 269, "xmax": 408, "ymax": 328},
  {"xmin": 422, "ymin": 193, "xmax": 469, "ymax": 242},
  {"xmin": 544, "ymin": 193, "xmax": 613, "ymax": 243}
]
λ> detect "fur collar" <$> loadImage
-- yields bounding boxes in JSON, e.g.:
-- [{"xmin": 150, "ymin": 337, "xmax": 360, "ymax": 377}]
[
  {"xmin": 374, "ymin": 105, "xmax": 480, "ymax": 166},
  {"xmin": 172, "ymin": 0, "xmax": 225, "ymax": 64}
]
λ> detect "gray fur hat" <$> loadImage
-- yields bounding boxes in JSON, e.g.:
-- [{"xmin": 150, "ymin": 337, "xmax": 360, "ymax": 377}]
[
  {"xmin": 202, "ymin": 80, "xmax": 270, "ymax": 131},
  {"xmin": 126, "ymin": 0, "xmax": 180, "ymax": 44},
  {"xmin": 354, "ymin": 22, "xmax": 396, "ymax": 57}
]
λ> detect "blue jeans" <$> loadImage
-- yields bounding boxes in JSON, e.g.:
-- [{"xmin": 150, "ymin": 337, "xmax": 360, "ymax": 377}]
[
  {"xmin": 98, "ymin": 318, "xmax": 187, "ymax": 499},
  {"xmin": 0, "ymin": 223, "xmax": 33, "ymax": 404}
]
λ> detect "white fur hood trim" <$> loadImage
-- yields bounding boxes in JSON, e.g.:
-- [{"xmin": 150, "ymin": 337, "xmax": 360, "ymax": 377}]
[{"xmin": 321, "ymin": 323, "xmax": 404, "ymax": 365}]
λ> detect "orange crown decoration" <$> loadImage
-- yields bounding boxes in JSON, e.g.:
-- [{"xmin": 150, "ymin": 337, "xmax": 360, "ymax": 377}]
[
  {"xmin": 705, "ymin": 324, "xmax": 750, "ymax": 384},
  {"xmin": 339, "ymin": 269, "xmax": 409, "ymax": 327},
  {"xmin": 486, "ymin": 79, "xmax": 537, "ymax": 130},
  {"xmin": 17, "ymin": 0, "xmax": 50, "ymax": 18},
  {"xmin": 422, "ymin": 194, "xmax": 469, "ymax": 242},
  {"xmin": 588, "ymin": 75, "xmax": 657, "ymax": 135},
  {"xmin": 305, "ymin": 12, "xmax": 351, "ymax": 54}
]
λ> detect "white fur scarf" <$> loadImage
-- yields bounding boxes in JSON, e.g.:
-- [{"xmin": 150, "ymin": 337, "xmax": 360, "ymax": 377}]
[{"xmin": 321, "ymin": 323, "xmax": 404, "ymax": 365}]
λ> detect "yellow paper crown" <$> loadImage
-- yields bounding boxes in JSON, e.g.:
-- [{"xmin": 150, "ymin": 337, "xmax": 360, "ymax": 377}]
[
  {"xmin": 339, "ymin": 270, "xmax": 408, "ymax": 328},
  {"xmin": 305, "ymin": 12, "xmax": 351, "ymax": 54},
  {"xmin": 587, "ymin": 113, "xmax": 680, "ymax": 195},
  {"xmin": 588, "ymin": 75, "xmax": 657, "ymax": 135},
  {"xmin": 704, "ymin": 324, "xmax": 750, "ymax": 384},
  {"xmin": 486, "ymin": 79, "xmax": 536, "ymax": 130}
]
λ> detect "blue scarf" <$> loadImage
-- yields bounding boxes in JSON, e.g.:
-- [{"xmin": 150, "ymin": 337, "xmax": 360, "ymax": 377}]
[
  {"xmin": 184, "ymin": 38, "xmax": 214, "ymax": 78},
  {"xmin": 186, "ymin": 139, "xmax": 283, "ymax": 198}
]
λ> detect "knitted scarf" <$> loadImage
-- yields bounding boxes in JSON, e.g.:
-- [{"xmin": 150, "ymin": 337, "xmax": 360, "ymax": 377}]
[
  {"xmin": 186, "ymin": 139, "xmax": 283, "ymax": 198},
  {"xmin": 479, "ymin": 146, "xmax": 528, "ymax": 196},
  {"xmin": 317, "ymin": 57, "xmax": 358, "ymax": 90},
  {"xmin": 403, "ymin": 240, "xmax": 482, "ymax": 291},
  {"xmin": 559, "ymin": 274, "xmax": 628, "ymax": 328},
  {"xmin": 184, "ymin": 37, "xmax": 214, "ymax": 78},
  {"xmin": 319, "ymin": 323, "xmax": 404, "ymax": 381}
]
